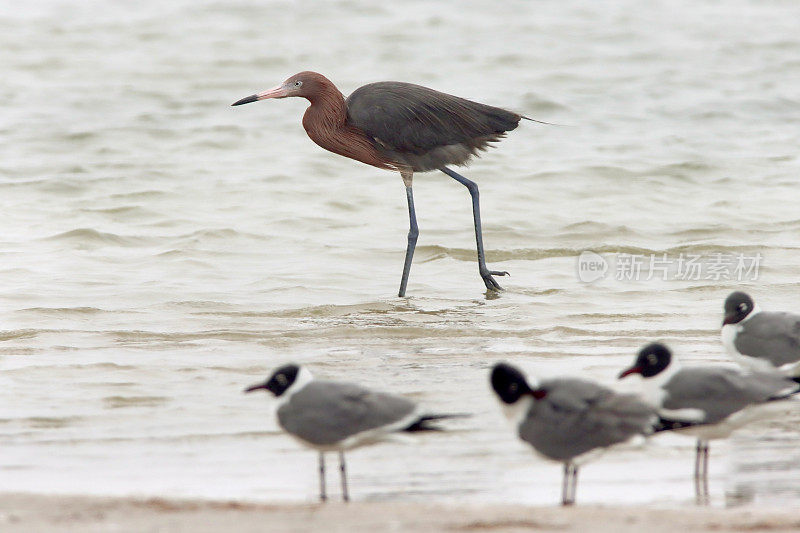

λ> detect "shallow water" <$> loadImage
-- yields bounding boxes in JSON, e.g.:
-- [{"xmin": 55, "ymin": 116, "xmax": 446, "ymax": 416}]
[{"xmin": 2, "ymin": 0, "xmax": 800, "ymax": 507}]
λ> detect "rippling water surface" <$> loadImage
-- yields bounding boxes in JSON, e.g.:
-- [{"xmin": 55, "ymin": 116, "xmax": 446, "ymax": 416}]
[{"xmin": 2, "ymin": 0, "xmax": 800, "ymax": 506}]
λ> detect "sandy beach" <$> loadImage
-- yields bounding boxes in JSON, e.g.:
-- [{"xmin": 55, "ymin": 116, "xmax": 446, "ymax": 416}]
[{"xmin": 3, "ymin": 493, "xmax": 800, "ymax": 533}]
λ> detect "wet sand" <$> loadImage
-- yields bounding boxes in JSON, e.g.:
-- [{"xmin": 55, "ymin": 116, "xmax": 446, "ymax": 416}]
[{"xmin": 2, "ymin": 493, "xmax": 800, "ymax": 533}]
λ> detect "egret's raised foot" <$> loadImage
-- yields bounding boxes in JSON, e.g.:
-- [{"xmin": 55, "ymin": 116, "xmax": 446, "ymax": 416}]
[{"xmin": 481, "ymin": 269, "xmax": 509, "ymax": 291}]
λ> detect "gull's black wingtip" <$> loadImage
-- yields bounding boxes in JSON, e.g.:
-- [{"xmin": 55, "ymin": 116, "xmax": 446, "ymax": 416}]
[
  {"xmin": 232, "ymin": 94, "xmax": 259, "ymax": 106},
  {"xmin": 403, "ymin": 413, "xmax": 471, "ymax": 432}
]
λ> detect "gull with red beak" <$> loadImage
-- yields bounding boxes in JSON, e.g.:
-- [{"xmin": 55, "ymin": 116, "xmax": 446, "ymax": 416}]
[
  {"xmin": 490, "ymin": 362, "xmax": 659, "ymax": 506},
  {"xmin": 244, "ymin": 364, "xmax": 465, "ymax": 502},
  {"xmin": 619, "ymin": 342, "xmax": 799, "ymax": 504}
]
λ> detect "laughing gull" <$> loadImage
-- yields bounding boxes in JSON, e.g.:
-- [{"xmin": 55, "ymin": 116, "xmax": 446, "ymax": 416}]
[
  {"xmin": 245, "ymin": 364, "xmax": 463, "ymax": 502},
  {"xmin": 618, "ymin": 342, "xmax": 800, "ymax": 504},
  {"xmin": 722, "ymin": 291, "xmax": 800, "ymax": 377},
  {"xmin": 490, "ymin": 362, "xmax": 658, "ymax": 506}
]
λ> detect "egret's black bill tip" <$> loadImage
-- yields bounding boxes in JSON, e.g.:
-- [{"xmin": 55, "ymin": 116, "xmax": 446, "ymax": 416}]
[{"xmin": 232, "ymin": 94, "xmax": 259, "ymax": 106}]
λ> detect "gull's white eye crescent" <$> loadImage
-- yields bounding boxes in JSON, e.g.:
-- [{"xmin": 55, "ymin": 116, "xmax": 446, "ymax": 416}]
[
  {"xmin": 738, "ymin": 303, "xmax": 748, "ymax": 312},
  {"xmin": 647, "ymin": 354, "xmax": 658, "ymax": 365}
]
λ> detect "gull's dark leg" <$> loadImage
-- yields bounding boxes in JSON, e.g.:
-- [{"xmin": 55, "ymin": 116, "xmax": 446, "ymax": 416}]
[
  {"xmin": 339, "ymin": 451, "xmax": 350, "ymax": 502},
  {"xmin": 398, "ymin": 184, "xmax": 419, "ymax": 297},
  {"xmin": 701, "ymin": 441, "xmax": 710, "ymax": 505},
  {"xmin": 694, "ymin": 439, "xmax": 702, "ymax": 504},
  {"xmin": 694, "ymin": 439, "xmax": 712, "ymax": 505},
  {"xmin": 440, "ymin": 167, "xmax": 508, "ymax": 291},
  {"xmin": 569, "ymin": 464, "xmax": 579, "ymax": 506},
  {"xmin": 318, "ymin": 452, "xmax": 327, "ymax": 502},
  {"xmin": 561, "ymin": 462, "xmax": 578, "ymax": 506}
]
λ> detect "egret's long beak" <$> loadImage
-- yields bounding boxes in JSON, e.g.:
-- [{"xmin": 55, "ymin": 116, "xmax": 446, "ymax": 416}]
[
  {"xmin": 722, "ymin": 312, "xmax": 737, "ymax": 326},
  {"xmin": 244, "ymin": 381, "xmax": 268, "ymax": 393},
  {"xmin": 231, "ymin": 85, "xmax": 288, "ymax": 106},
  {"xmin": 618, "ymin": 366, "xmax": 642, "ymax": 379}
]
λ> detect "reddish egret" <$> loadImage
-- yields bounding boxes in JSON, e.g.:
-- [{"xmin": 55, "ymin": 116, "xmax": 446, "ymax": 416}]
[{"xmin": 233, "ymin": 71, "xmax": 532, "ymax": 297}]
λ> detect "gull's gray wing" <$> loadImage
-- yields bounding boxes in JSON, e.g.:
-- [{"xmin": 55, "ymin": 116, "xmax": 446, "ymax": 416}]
[
  {"xmin": 735, "ymin": 312, "xmax": 800, "ymax": 368},
  {"xmin": 662, "ymin": 367, "xmax": 797, "ymax": 424},
  {"xmin": 518, "ymin": 378, "xmax": 656, "ymax": 462},
  {"xmin": 277, "ymin": 381, "xmax": 416, "ymax": 447}
]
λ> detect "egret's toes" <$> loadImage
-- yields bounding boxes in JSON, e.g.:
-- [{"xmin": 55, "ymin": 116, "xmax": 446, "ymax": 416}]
[{"xmin": 481, "ymin": 275, "xmax": 504, "ymax": 291}]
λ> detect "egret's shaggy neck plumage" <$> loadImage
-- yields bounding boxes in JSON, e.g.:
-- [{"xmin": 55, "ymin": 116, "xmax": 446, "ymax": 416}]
[{"xmin": 299, "ymin": 74, "xmax": 393, "ymax": 170}]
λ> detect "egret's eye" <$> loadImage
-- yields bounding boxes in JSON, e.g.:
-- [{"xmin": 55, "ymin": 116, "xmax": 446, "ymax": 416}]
[
  {"xmin": 294, "ymin": 80, "xmax": 303, "ymax": 87},
  {"xmin": 738, "ymin": 303, "xmax": 748, "ymax": 312}
]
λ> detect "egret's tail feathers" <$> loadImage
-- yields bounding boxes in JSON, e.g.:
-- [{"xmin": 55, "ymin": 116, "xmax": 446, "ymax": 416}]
[{"xmin": 521, "ymin": 116, "xmax": 568, "ymax": 127}]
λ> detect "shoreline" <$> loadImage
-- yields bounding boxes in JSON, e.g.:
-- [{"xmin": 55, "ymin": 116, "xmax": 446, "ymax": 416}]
[{"xmin": 2, "ymin": 493, "xmax": 800, "ymax": 533}]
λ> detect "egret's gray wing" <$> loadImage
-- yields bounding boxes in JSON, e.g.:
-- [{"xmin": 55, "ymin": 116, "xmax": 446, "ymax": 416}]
[
  {"xmin": 518, "ymin": 378, "xmax": 656, "ymax": 462},
  {"xmin": 277, "ymin": 381, "xmax": 416, "ymax": 446},
  {"xmin": 346, "ymin": 82, "xmax": 520, "ymax": 171},
  {"xmin": 662, "ymin": 367, "xmax": 797, "ymax": 424},
  {"xmin": 735, "ymin": 312, "xmax": 800, "ymax": 368}
]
